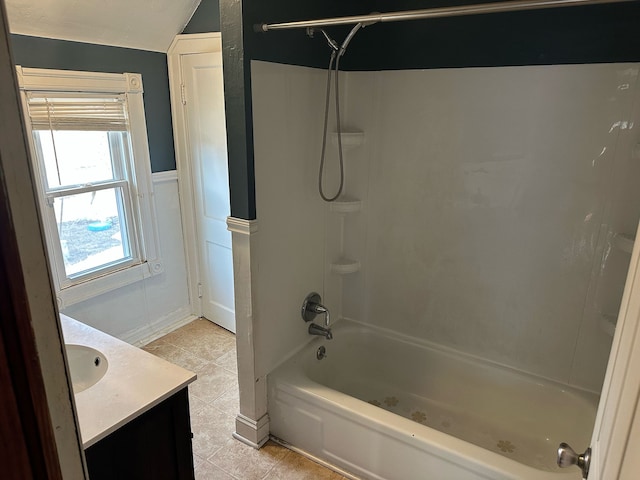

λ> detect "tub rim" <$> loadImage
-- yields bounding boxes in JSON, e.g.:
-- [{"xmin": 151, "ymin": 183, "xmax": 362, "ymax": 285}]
[{"xmin": 269, "ymin": 318, "xmax": 589, "ymax": 479}]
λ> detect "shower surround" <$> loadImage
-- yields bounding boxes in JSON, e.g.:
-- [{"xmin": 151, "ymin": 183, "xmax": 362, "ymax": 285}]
[
  {"xmin": 249, "ymin": 60, "xmax": 640, "ymax": 475},
  {"xmin": 341, "ymin": 63, "xmax": 640, "ymax": 393}
]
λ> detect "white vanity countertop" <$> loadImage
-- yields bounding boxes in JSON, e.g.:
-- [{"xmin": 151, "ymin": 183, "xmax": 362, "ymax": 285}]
[{"xmin": 60, "ymin": 314, "xmax": 196, "ymax": 448}]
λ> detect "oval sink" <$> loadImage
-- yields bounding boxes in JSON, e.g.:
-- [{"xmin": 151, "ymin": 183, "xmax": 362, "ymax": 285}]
[{"xmin": 65, "ymin": 344, "xmax": 108, "ymax": 393}]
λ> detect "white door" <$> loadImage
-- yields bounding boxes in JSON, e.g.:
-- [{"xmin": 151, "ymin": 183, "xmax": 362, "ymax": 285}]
[
  {"xmin": 180, "ymin": 49, "xmax": 235, "ymax": 332},
  {"xmin": 584, "ymin": 220, "xmax": 640, "ymax": 479}
]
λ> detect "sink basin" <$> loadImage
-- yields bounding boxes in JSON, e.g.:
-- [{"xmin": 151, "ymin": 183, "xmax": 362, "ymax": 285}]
[{"xmin": 66, "ymin": 344, "xmax": 108, "ymax": 393}]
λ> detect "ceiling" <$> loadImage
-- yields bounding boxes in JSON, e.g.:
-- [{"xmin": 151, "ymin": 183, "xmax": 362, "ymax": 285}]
[{"xmin": 4, "ymin": 0, "xmax": 201, "ymax": 52}]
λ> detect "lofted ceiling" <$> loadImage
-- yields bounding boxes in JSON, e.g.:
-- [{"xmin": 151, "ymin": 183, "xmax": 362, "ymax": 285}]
[{"xmin": 5, "ymin": 0, "xmax": 201, "ymax": 52}]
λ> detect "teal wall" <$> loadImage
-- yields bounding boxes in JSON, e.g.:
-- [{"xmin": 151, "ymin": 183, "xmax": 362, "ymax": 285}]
[
  {"xmin": 182, "ymin": 0, "xmax": 220, "ymax": 33},
  {"xmin": 221, "ymin": 0, "xmax": 640, "ymax": 220},
  {"xmin": 9, "ymin": 2, "xmax": 636, "ymax": 219},
  {"xmin": 9, "ymin": 34, "xmax": 175, "ymax": 173},
  {"xmin": 248, "ymin": 1, "xmax": 640, "ymax": 70}
]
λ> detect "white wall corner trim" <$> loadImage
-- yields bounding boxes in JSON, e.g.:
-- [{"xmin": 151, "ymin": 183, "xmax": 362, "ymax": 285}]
[
  {"xmin": 227, "ymin": 214, "xmax": 268, "ymax": 448},
  {"xmin": 233, "ymin": 413, "xmax": 270, "ymax": 449},
  {"xmin": 227, "ymin": 216, "xmax": 258, "ymax": 234}
]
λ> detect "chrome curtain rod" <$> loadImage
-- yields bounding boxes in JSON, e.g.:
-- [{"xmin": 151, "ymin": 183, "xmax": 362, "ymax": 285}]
[{"xmin": 256, "ymin": 0, "xmax": 635, "ymax": 32}]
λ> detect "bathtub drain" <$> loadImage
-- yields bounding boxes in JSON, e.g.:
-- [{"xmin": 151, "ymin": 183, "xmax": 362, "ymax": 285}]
[{"xmin": 316, "ymin": 345, "xmax": 327, "ymax": 360}]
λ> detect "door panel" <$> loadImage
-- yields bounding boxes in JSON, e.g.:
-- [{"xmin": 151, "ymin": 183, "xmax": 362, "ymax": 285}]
[
  {"xmin": 182, "ymin": 52, "xmax": 235, "ymax": 332},
  {"xmin": 587, "ymin": 220, "xmax": 640, "ymax": 479}
]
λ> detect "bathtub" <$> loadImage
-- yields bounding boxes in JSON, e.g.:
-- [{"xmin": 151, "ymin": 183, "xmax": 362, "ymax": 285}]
[{"xmin": 268, "ymin": 319, "xmax": 598, "ymax": 480}]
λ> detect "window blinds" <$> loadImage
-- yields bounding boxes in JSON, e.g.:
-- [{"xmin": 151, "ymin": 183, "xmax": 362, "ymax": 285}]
[{"xmin": 26, "ymin": 93, "xmax": 129, "ymax": 131}]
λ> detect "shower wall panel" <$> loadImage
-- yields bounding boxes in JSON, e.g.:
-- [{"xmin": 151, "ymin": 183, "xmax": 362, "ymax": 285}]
[
  {"xmin": 342, "ymin": 64, "xmax": 640, "ymax": 391},
  {"xmin": 250, "ymin": 61, "xmax": 329, "ymax": 377}
]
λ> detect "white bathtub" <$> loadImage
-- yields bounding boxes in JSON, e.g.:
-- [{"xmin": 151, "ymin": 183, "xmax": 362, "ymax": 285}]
[{"xmin": 268, "ymin": 319, "xmax": 598, "ymax": 480}]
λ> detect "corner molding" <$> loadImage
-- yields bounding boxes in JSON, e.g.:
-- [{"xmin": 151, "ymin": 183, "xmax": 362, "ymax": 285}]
[
  {"xmin": 151, "ymin": 170, "xmax": 178, "ymax": 184},
  {"xmin": 167, "ymin": 32, "xmax": 222, "ymax": 56},
  {"xmin": 227, "ymin": 216, "xmax": 258, "ymax": 234},
  {"xmin": 233, "ymin": 413, "xmax": 269, "ymax": 449}
]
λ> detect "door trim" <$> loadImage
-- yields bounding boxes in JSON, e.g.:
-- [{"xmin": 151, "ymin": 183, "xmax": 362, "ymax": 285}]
[
  {"xmin": 167, "ymin": 33, "xmax": 222, "ymax": 317},
  {"xmin": 590, "ymin": 221, "xmax": 640, "ymax": 479},
  {"xmin": 0, "ymin": 6, "xmax": 86, "ymax": 477}
]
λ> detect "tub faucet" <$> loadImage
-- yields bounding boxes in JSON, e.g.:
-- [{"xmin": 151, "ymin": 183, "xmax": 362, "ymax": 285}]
[
  {"xmin": 302, "ymin": 292, "xmax": 332, "ymax": 340},
  {"xmin": 308, "ymin": 322, "xmax": 333, "ymax": 340}
]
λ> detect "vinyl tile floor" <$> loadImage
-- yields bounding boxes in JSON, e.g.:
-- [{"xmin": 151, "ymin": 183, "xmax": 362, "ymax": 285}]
[{"xmin": 143, "ymin": 318, "xmax": 350, "ymax": 480}]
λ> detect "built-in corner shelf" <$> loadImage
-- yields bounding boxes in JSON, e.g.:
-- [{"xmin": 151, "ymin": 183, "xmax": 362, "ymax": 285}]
[
  {"xmin": 614, "ymin": 233, "xmax": 635, "ymax": 255},
  {"xmin": 329, "ymin": 196, "xmax": 362, "ymax": 214},
  {"xmin": 600, "ymin": 314, "xmax": 617, "ymax": 337},
  {"xmin": 330, "ymin": 258, "xmax": 361, "ymax": 275},
  {"xmin": 331, "ymin": 131, "xmax": 364, "ymax": 150}
]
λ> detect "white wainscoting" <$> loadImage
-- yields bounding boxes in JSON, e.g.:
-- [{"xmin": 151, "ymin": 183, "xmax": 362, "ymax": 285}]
[{"xmin": 62, "ymin": 170, "xmax": 195, "ymax": 345}]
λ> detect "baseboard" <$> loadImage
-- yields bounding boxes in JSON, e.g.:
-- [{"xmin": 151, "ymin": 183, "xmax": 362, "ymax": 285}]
[
  {"xmin": 122, "ymin": 308, "xmax": 198, "ymax": 346},
  {"xmin": 232, "ymin": 432, "xmax": 269, "ymax": 449},
  {"xmin": 233, "ymin": 413, "xmax": 269, "ymax": 449}
]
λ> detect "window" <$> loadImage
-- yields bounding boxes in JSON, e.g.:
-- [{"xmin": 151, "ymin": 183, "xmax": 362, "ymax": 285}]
[{"xmin": 17, "ymin": 67, "xmax": 162, "ymax": 307}]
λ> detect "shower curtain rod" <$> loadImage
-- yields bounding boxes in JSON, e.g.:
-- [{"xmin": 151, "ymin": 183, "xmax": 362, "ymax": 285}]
[{"xmin": 255, "ymin": 0, "xmax": 635, "ymax": 32}]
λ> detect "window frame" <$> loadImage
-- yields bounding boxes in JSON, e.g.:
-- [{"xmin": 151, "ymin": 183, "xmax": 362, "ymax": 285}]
[{"xmin": 16, "ymin": 67, "xmax": 163, "ymax": 308}]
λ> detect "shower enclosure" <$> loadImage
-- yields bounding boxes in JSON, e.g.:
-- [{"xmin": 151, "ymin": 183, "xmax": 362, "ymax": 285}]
[
  {"xmin": 242, "ymin": 1, "xmax": 640, "ymax": 478},
  {"xmin": 253, "ymin": 58, "xmax": 640, "ymax": 478}
]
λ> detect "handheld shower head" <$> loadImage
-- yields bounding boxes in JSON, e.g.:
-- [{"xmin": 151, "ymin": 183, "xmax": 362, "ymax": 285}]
[
  {"xmin": 307, "ymin": 27, "xmax": 339, "ymax": 51},
  {"xmin": 321, "ymin": 29, "xmax": 340, "ymax": 52},
  {"xmin": 338, "ymin": 22, "xmax": 364, "ymax": 57}
]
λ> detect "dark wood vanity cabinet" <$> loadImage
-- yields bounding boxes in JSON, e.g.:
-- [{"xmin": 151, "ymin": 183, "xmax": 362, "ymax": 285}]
[{"xmin": 85, "ymin": 388, "xmax": 194, "ymax": 480}]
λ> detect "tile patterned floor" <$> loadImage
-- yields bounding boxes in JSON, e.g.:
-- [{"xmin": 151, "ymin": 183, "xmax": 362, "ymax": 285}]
[{"xmin": 143, "ymin": 318, "xmax": 349, "ymax": 480}]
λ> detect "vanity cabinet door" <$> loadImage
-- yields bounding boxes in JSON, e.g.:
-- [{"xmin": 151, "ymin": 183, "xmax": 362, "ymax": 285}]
[{"xmin": 85, "ymin": 388, "xmax": 194, "ymax": 480}]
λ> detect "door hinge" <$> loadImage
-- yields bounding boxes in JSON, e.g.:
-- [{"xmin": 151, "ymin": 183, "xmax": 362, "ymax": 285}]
[
  {"xmin": 180, "ymin": 84, "xmax": 187, "ymax": 105},
  {"xmin": 197, "ymin": 283, "xmax": 203, "ymax": 298}
]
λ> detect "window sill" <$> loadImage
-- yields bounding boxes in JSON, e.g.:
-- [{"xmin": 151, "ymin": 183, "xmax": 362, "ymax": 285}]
[{"xmin": 57, "ymin": 259, "xmax": 163, "ymax": 309}]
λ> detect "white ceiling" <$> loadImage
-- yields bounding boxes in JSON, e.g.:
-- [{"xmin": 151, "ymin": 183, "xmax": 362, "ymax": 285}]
[{"xmin": 5, "ymin": 0, "xmax": 201, "ymax": 52}]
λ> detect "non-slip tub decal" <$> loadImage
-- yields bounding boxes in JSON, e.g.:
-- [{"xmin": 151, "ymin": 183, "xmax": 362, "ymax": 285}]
[{"xmin": 497, "ymin": 440, "xmax": 516, "ymax": 453}]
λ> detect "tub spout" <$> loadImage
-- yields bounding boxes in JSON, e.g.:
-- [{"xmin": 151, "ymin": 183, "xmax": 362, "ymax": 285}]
[{"xmin": 308, "ymin": 322, "xmax": 333, "ymax": 340}]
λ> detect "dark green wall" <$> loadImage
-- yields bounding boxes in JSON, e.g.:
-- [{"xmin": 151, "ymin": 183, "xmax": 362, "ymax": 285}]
[
  {"xmin": 344, "ymin": 1, "xmax": 640, "ymax": 70},
  {"xmin": 183, "ymin": 0, "xmax": 221, "ymax": 33},
  {"xmin": 247, "ymin": 1, "xmax": 640, "ymax": 69},
  {"xmin": 9, "ymin": 34, "xmax": 175, "ymax": 173},
  {"xmin": 222, "ymin": 0, "xmax": 640, "ymax": 220},
  {"xmin": 221, "ymin": 0, "xmax": 255, "ymax": 220}
]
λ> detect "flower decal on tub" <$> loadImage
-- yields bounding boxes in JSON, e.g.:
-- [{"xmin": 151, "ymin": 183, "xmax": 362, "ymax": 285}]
[
  {"xmin": 368, "ymin": 399, "xmax": 382, "ymax": 407},
  {"xmin": 497, "ymin": 440, "xmax": 516, "ymax": 453},
  {"xmin": 384, "ymin": 396, "xmax": 399, "ymax": 407},
  {"xmin": 411, "ymin": 411, "xmax": 427, "ymax": 423}
]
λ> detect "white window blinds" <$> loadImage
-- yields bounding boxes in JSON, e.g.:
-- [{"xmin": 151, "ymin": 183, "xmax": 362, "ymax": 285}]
[{"xmin": 25, "ymin": 93, "xmax": 129, "ymax": 131}]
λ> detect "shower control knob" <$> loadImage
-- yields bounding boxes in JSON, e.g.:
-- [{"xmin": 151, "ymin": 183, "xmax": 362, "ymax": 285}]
[
  {"xmin": 557, "ymin": 442, "xmax": 591, "ymax": 478},
  {"xmin": 301, "ymin": 292, "xmax": 323, "ymax": 322}
]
